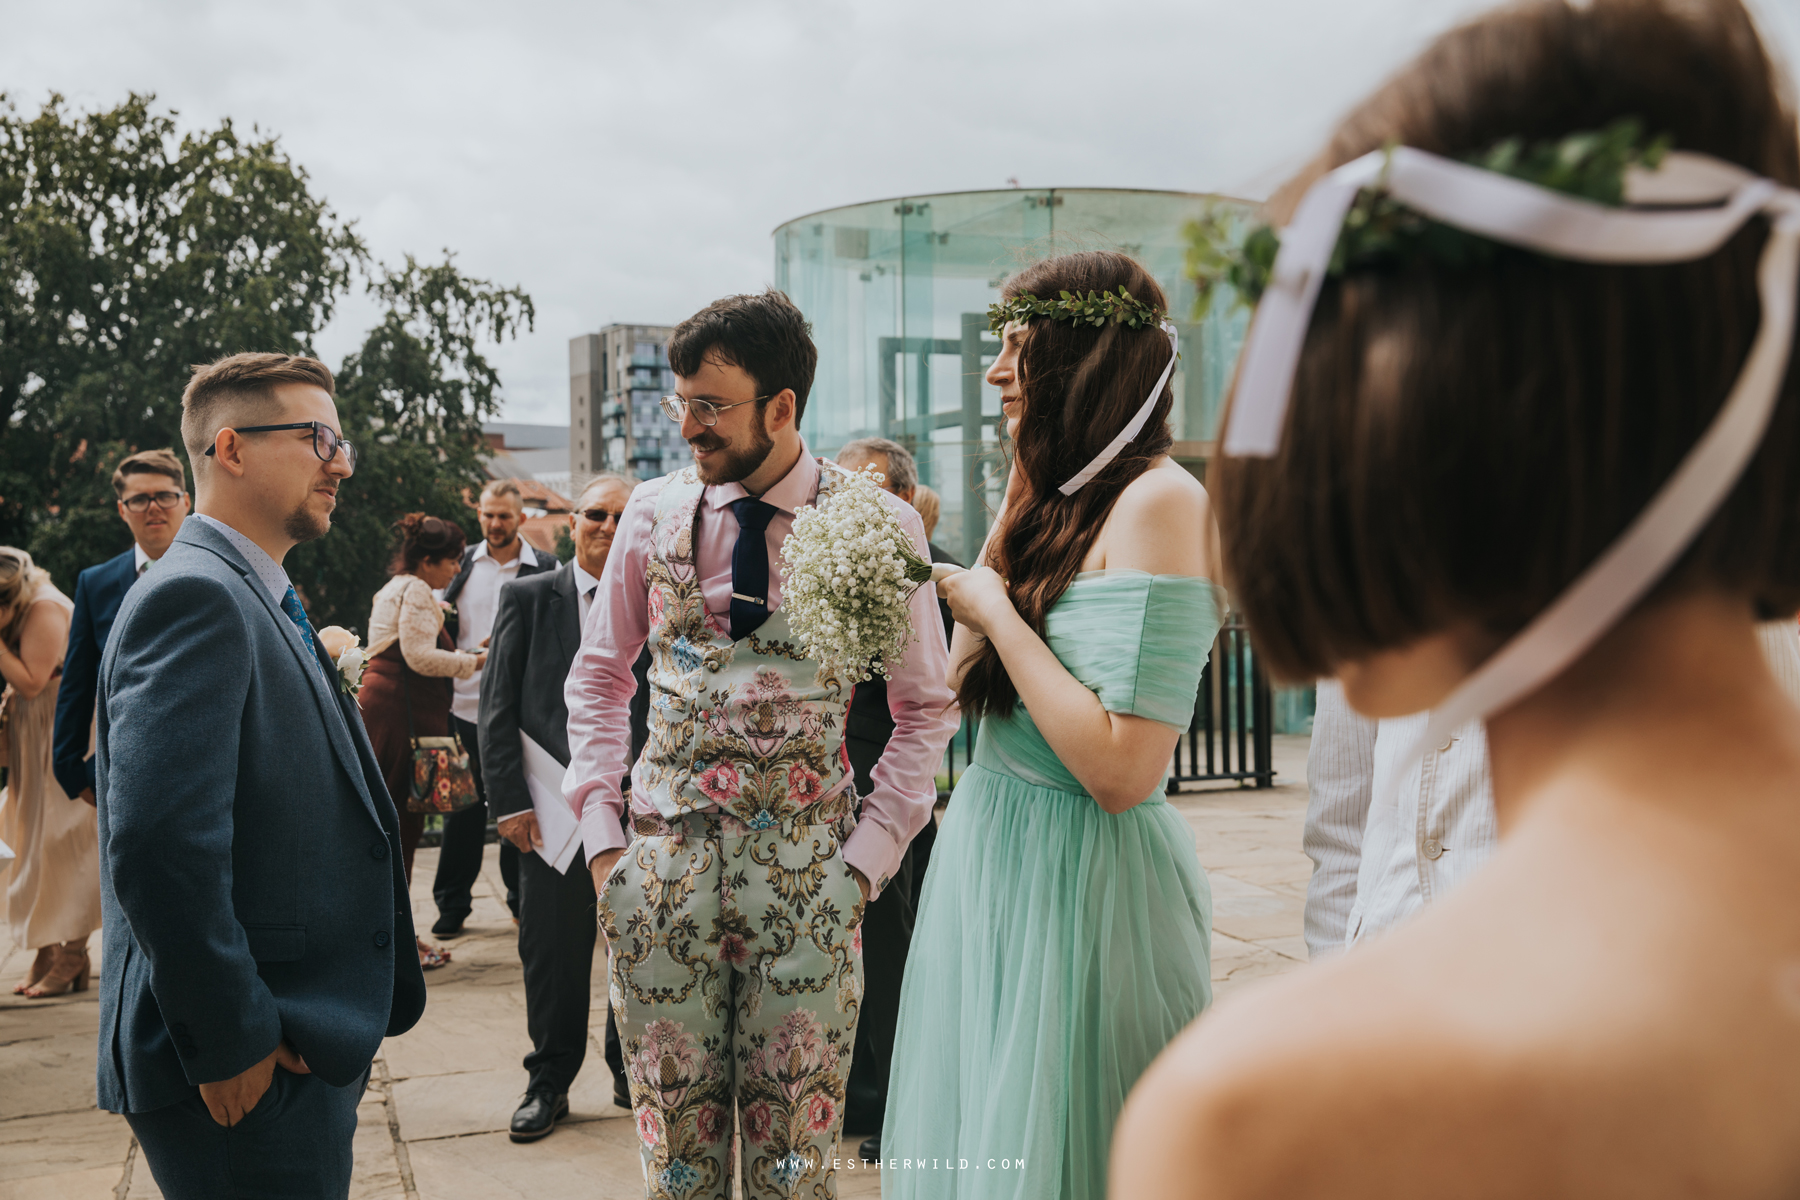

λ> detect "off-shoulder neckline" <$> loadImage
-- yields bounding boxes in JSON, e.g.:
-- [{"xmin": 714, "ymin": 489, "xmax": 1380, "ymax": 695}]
[{"xmin": 1070, "ymin": 568, "xmax": 1216, "ymax": 585}]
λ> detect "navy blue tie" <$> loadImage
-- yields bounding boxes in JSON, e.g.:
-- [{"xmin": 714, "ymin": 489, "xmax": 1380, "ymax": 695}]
[
  {"xmin": 281, "ymin": 585, "xmax": 329, "ymax": 682},
  {"xmin": 729, "ymin": 498, "xmax": 778, "ymax": 640}
]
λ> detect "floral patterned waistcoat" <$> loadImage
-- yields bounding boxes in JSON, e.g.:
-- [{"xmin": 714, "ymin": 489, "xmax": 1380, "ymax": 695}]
[{"xmin": 636, "ymin": 465, "xmax": 855, "ymax": 830}]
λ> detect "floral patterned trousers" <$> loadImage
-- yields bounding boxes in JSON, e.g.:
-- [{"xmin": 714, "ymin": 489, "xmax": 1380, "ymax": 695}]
[{"xmin": 600, "ymin": 809, "xmax": 866, "ymax": 1199}]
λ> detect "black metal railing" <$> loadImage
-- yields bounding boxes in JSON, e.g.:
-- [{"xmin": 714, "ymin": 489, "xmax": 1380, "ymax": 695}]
[
  {"xmin": 938, "ymin": 615, "xmax": 1275, "ymax": 797},
  {"xmin": 1167, "ymin": 615, "xmax": 1275, "ymax": 790}
]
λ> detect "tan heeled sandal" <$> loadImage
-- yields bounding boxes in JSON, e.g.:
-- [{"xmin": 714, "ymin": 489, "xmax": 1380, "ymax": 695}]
[
  {"xmin": 22, "ymin": 941, "xmax": 90, "ymax": 998},
  {"xmin": 11, "ymin": 945, "xmax": 55, "ymax": 995}
]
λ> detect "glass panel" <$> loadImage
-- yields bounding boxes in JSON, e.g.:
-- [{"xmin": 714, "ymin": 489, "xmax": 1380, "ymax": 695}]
[{"xmin": 777, "ymin": 188, "xmax": 1255, "ymax": 566}]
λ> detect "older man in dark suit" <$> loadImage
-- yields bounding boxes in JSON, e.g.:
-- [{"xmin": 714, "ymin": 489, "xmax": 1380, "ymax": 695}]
[
  {"xmin": 52, "ymin": 447, "xmax": 191, "ymax": 806},
  {"xmin": 97, "ymin": 353, "xmax": 425, "ymax": 1197},
  {"xmin": 480, "ymin": 473, "xmax": 648, "ymax": 1143}
]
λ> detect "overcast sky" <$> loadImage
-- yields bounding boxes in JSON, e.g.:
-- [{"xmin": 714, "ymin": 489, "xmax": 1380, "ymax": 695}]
[{"xmin": 5, "ymin": 0, "xmax": 1798, "ymax": 424}]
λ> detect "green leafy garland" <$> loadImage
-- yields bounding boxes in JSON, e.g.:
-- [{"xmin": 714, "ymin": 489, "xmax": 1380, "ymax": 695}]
[
  {"xmin": 1187, "ymin": 118, "xmax": 1673, "ymax": 318},
  {"xmin": 987, "ymin": 286, "xmax": 1166, "ymax": 333}
]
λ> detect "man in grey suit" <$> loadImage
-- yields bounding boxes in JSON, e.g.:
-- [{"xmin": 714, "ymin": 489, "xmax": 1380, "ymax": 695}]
[
  {"xmin": 97, "ymin": 353, "xmax": 426, "ymax": 1198},
  {"xmin": 480, "ymin": 473, "xmax": 649, "ymax": 1142}
]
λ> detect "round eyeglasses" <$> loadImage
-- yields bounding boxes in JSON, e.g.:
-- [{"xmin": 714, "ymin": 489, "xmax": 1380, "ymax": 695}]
[
  {"xmin": 658, "ymin": 394, "xmax": 771, "ymax": 427},
  {"xmin": 205, "ymin": 421, "xmax": 357, "ymax": 470}
]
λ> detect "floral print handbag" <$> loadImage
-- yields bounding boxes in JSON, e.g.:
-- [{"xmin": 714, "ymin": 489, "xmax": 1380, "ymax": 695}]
[{"xmin": 401, "ymin": 672, "xmax": 479, "ymax": 814}]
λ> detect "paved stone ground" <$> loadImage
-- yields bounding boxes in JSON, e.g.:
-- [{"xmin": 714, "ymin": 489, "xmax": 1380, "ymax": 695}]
[{"xmin": 0, "ymin": 735, "xmax": 1311, "ymax": 1199}]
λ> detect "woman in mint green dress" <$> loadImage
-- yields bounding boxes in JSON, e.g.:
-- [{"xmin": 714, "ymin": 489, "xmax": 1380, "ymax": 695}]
[{"xmin": 882, "ymin": 251, "xmax": 1218, "ymax": 1199}]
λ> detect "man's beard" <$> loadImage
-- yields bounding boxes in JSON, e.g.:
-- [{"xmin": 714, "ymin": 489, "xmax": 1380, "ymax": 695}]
[
  {"xmin": 690, "ymin": 410, "xmax": 774, "ymax": 485},
  {"xmin": 284, "ymin": 497, "xmax": 331, "ymax": 544},
  {"xmin": 487, "ymin": 529, "xmax": 518, "ymax": 549}
]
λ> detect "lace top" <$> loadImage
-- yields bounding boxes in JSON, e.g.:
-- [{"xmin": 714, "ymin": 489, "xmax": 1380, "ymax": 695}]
[{"xmin": 367, "ymin": 575, "xmax": 476, "ymax": 679}]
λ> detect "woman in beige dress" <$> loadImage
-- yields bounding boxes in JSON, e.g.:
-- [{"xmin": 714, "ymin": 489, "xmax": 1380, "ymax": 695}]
[{"xmin": 0, "ymin": 548, "xmax": 98, "ymax": 998}]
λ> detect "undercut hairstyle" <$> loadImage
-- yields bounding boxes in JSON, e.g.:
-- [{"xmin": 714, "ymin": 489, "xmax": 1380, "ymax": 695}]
[
  {"xmin": 667, "ymin": 289, "xmax": 818, "ymax": 425},
  {"xmin": 1213, "ymin": 0, "xmax": 1800, "ymax": 683},
  {"xmin": 180, "ymin": 353, "xmax": 336, "ymax": 475},
  {"xmin": 481, "ymin": 479, "xmax": 524, "ymax": 505},
  {"xmin": 391, "ymin": 513, "xmax": 467, "ymax": 576},
  {"xmin": 958, "ymin": 250, "xmax": 1176, "ymax": 718},
  {"xmin": 111, "ymin": 448, "xmax": 187, "ymax": 497},
  {"xmin": 837, "ymin": 437, "xmax": 919, "ymax": 495}
]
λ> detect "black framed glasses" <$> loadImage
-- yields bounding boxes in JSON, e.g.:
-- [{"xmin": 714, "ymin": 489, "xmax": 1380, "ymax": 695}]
[
  {"xmin": 121, "ymin": 490, "xmax": 186, "ymax": 513},
  {"xmin": 579, "ymin": 506, "xmax": 626, "ymax": 527},
  {"xmin": 206, "ymin": 421, "xmax": 356, "ymax": 470},
  {"xmin": 659, "ymin": 394, "xmax": 770, "ymax": 427}
]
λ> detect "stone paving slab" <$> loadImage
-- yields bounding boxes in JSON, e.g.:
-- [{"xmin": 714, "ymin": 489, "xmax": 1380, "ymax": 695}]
[
  {"xmin": 0, "ymin": 733, "xmax": 1318, "ymax": 1196},
  {"xmin": 0, "ymin": 1163, "xmax": 120, "ymax": 1199},
  {"xmin": 0, "ymin": 1108, "xmax": 129, "ymax": 1184}
]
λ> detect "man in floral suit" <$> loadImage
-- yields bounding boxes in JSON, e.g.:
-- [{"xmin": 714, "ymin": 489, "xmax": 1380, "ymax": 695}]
[{"xmin": 564, "ymin": 289, "xmax": 958, "ymax": 1198}]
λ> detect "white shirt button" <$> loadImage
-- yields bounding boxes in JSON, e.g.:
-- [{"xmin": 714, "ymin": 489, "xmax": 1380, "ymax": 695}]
[{"xmin": 1422, "ymin": 837, "xmax": 1444, "ymax": 860}]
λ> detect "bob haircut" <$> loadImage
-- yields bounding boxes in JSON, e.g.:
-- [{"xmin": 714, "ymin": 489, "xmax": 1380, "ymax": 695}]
[
  {"xmin": 959, "ymin": 250, "xmax": 1176, "ymax": 717},
  {"xmin": 1213, "ymin": 0, "xmax": 1800, "ymax": 683}
]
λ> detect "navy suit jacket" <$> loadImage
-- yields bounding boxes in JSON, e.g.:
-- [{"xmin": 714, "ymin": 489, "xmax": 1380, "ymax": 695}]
[
  {"xmin": 95, "ymin": 519, "xmax": 426, "ymax": 1114},
  {"xmin": 52, "ymin": 547, "xmax": 138, "ymax": 800}
]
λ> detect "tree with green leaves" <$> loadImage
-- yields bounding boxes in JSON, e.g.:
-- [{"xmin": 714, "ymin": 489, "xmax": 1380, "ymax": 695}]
[
  {"xmin": 287, "ymin": 257, "xmax": 532, "ymax": 628},
  {"xmin": 0, "ymin": 92, "xmax": 533, "ymax": 627}
]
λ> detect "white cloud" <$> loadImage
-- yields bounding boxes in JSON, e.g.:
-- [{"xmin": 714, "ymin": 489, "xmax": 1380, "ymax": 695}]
[{"xmin": 5, "ymin": 0, "xmax": 1797, "ymax": 422}]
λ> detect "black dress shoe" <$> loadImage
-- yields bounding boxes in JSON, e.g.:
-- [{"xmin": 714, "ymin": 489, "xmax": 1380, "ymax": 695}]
[
  {"xmin": 509, "ymin": 1091, "xmax": 569, "ymax": 1143},
  {"xmin": 613, "ymin": 1073, "xmax": 632, "ymax": 1109},
  {"xmin": 859, "ymin": 1135, "xmax": 881, "ymax": 1162},
  {"xmin": 430, "ymin": 912, "xmax": 466, "ymax": 937}
]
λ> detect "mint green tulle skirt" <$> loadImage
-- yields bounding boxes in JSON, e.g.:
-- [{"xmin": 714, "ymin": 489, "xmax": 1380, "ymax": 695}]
[{"xmin": 880, "ymin": 763, "xmax": 1212, "ymax": 1200}]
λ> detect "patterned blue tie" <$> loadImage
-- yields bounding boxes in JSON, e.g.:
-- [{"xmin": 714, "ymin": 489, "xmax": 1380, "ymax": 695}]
[
  {"xmin": 729, "ymin": 497, "xmax": 778, "ymax": 640},
  {"xmin": 280, "ymin": 585, "xmax": 329, "ymax": 681}
]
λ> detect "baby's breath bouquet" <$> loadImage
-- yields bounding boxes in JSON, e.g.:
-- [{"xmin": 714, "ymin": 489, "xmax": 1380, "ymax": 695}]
[{"xmin": 781, "ymin": 465, "xmax": 935, "ymax": 681}]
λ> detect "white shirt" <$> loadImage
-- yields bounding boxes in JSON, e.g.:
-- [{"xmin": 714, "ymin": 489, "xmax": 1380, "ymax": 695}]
[
  {"xmin": 572, "ymin": 561, "xmax": 601, "ymax": 627},
  {"xmin": 190, "ymin": 514, "xmax": 291, "ymax": 605},
  {"xmin": 1757, "ymin": 619, "xmax": 1800, "ymax": 701},
  {"xmin": 1303, "ymin": 681, "xmax": 1495, "ymax": 959},
  {"xmin": 1303, "ymin": 620, "xmax": 1800, "ymax": 960},
  {"xmin": 451, "ymin": 540, "xmax": 542, "ymax": 723},
  {"xmin": 133, "ymin": 543, "xmax": 152, "ymax": 576}
]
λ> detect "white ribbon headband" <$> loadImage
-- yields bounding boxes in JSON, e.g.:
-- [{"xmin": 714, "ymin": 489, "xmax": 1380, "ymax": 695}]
[
  {"xmin": 1220, "ymin": 146, "xmax": 1800, "ymax": 774},
  {"xmin": 1058, "ymin": 320, "xmax": 1180, "ymax": 495}
]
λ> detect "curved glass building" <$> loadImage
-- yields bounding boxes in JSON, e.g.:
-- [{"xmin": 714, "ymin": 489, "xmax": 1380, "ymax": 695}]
[{"xmin": 774, "ymin": 186, "xmax": 1255, "ymax": 566}]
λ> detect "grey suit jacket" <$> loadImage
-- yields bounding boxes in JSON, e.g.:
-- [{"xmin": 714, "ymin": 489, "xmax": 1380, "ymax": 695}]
[
  {"xmin": 478, "ymin": 561, "xmax": 648, "ymax": 824},
  {"xmin": 95, "ymin": 518, "xmax": 427, "ymax": 1113}
]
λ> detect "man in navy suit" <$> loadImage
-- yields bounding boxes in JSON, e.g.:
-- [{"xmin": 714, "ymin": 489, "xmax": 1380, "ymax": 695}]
[
  {"xmin": 52, "ymin": 447, "xmax": 191, "ymax": 805},
  {"xmin": 97, "ymin": 353, "xmax": 426, "ymax": 1198}
]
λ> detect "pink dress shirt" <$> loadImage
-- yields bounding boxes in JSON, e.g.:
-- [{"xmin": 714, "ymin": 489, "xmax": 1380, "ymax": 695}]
[{"xmin": 562, "ymin": 444, "xmax": 959, "ymax": 899}]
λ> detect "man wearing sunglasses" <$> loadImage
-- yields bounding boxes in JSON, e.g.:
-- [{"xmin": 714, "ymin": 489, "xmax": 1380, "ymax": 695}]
[
  {"xmin": 94, "ymin": 353, "xmax": 423, "ymax": 1197},
  {"xmin": 52, "ymin": 449, "xmax": 191, "ymax": 808}
]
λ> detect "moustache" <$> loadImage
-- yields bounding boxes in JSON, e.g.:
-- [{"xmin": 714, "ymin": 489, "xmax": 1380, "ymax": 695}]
[{"xmin": 688, "ymin": 432, "xmax": 727, "ymax": 453}]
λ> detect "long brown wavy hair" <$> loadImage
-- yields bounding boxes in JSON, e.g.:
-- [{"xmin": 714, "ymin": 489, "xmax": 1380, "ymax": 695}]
[{"xmin": 957, "ymin": 251, "xmax": 1176, "ymax": 718}]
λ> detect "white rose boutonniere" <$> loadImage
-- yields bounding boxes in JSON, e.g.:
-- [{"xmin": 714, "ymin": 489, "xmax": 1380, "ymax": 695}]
[{"xmin": 317, "ymin": 626, "xmax": 369, "ymax": 697}]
